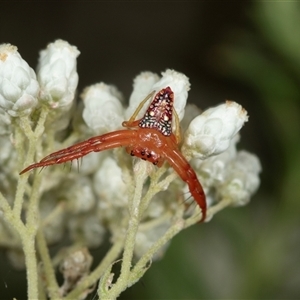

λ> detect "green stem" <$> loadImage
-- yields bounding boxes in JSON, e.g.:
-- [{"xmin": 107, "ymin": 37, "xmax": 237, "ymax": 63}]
[
  {"xmin": 21, "ymin": 234, "xmax": 39, "ymax": 300},
  {"xmin": 65, "ymin": 239, "xmax": 124, "ymax": 300},
  {"xmin": 130, "ymin": 218, "xmax": 186, "ymax": 284},
  {"xmin": 0, "ymin": 192, "xmax": 25, "ymax": 234},
  {"xmin": 26, "ymin": 172, "xmax": 42, "ymax": 229},
  {"xmin": 139, "ymin": 166, "xmax": 174, "ymax": 216},
  {"xmin": 13, "ymin": 172, "xmax": 31, "ymax": 218},
  {"xmin": 117, "ymin": 198, "xmax": 233, "ymax": 290},
  {"xmin": 12, "ymin": 108, "xmax": 49, "ymax": 299},
  {"xmin": 36, "ymin": 229, "xmax": 62, "ymax": 300},
  {"xmin": 181, "ymin": 197, "xmax": 232, "ymax": 231},
  {"xmin": 1, "ymin": 192, "xmax": 38, "ymax": 298},
  {"xmin": 102, "ymin": 161, "xmax": 147, "ymax": 299},
  {"xmin": 1, "ymin": 191, "xmax": 39, "ymax": 298},
  {"xmin": 14, "ymin": 108, "xmax": 48, "ymax": 217}
]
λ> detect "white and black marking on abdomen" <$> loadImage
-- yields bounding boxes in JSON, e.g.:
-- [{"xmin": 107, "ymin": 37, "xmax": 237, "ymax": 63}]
[{"xmin": 138, "ymin": 86, "xmax": 174, "ymax": 136}]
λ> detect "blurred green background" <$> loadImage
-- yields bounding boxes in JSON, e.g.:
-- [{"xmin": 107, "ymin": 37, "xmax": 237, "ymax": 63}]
[{"xmin": 1, "ymin": 1, "xmax": 299, "ymax": 299}]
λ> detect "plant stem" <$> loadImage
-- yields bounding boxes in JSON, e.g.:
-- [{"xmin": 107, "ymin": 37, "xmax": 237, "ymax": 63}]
[
  {"xmin": 101, "ymin": 161, "xmax": 147, "ymax": 299},
  {"xmin": 130, "ymin": 218, "xmax": 185, "ymax": 283},
  {"xmin": 65, "ymin": 238, "xmax": 124, "ymax": 300},
  {"xmin": 0, "ymin": 193, "xmax": 38, "ymax": 299},
  {"xmin": 21, "ymin": 233, "xmax": 39, "ymax": 300},
  {"xmin": 36, "ymin": 229, "xmax": 62, "ymax": 300}
]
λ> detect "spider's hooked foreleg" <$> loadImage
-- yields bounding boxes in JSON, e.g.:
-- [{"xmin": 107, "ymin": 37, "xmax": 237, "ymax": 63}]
[
  {"xmin": 19, "ymin": 130, "xmax": 137, "ymax": 174},
  {"xmin": 172, "ymin": 107, "xmax": 182, "ymax": 144},
  {"xmin": 122, "ymin": 90, "xmax": 155, "ymax": 128},
  {"xmin": 163, "ymin": 147, "xmax": 207, "ymax": 222}
]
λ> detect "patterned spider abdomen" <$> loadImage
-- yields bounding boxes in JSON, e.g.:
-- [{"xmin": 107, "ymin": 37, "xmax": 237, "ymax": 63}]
[{"xmin": 139, "ymin": 87, "xmax": 174, "ymax": 136}]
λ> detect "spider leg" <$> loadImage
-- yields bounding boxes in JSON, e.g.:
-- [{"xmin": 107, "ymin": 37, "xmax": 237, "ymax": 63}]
[
  {"xmin": 40, "ymin": 130, "xmax": 130, "ymax": 162},
  {"xmin": 122, "ymin": 90, "xmax": 155, "ymax": 128},
  {"xmin": 163, "ymin": 146, "xmax": 206, "ymax": 222},
  {"xmin": 172, "ymin": 107, "xmax": 182, "ymax": 144},
  {"xmin": 20, "ymin": 130, "xmax": 137, "ymax": 174}
]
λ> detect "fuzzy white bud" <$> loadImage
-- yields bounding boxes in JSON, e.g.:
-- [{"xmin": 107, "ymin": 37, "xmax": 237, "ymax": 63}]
[
  {"xmin": 184, "ymin": 101, "xmax": 248, "ymax": 159},
  {"xmin": 218, "ymin": 150, "xmax": 261, "ymax": 206},
  {"xmin": 37, "ymin": 40, "xmax": 80, "ymax": 109},
  {"xmin": 134, "ymin": 222, "xmax": 171, "ymax": 260},
  {"xmin": 93, "ymin": 156, "xmax": 128, "ymax": 207},
  {"xmin": 152, "ymin": 69, "xmax": 190, "ymax": 121},
  {"xmin": 0, "ymin": 107, "xmax": 11, "ymax": 135},
  {"xmin": 195, "ymin": 134, "xmax": 239, "ymax": 188},
  {"xmin": 0, "ymin": 44, "xmax": 39, "ymax": 117},
  {"xmin": 40, "ymin": 195, "xmax": 65, "ymax": 245},
  {"xmin": 59, "ymin": 248, "xmax": 93, "ymax": 298},
  {"xmin": 81, "ymin": 216, "xmax": 106, "ymax": 248},
  {"xmin": 82, "ymin": 83, "xmax": 124, "ymax": 133},
  {"xmin": 125, "ymin": 71, "xmax": 159, "ymax": 120},
  {"xmin": 61, "ymin": 177, "xmax": 96, "ymax": 214}
]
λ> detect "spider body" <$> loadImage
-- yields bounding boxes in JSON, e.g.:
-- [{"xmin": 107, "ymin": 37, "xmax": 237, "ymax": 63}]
[{"xmin": 20, "ymin": 87, "xmax": 206, "ymax": 221}]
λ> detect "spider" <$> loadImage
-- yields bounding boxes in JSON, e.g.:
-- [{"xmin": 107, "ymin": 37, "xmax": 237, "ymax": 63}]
[{"xmin": 20, "ymin": 87, "xmax": 206, "ymax": 221}]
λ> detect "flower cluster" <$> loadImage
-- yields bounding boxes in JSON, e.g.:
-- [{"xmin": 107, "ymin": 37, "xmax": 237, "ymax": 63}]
[{"xmin": 0, "ymin": 40, "xmax": 261, "ymax": 299}]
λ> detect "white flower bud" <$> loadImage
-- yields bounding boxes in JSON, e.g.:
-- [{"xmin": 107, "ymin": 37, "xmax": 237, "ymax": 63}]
[
  {"xmin": 195, "ymin": 134, "xmax": 239, "ymax": 188},
  {"xmin": 180, "ymin": 103, "xmax": 202, "ymax": 133},
  {"xmin": 40, "ymin": 194, "xmax": 65, "ymax": 245},
  {"xmin": 82, "ymin": 83, "xmax": 124, "ymax": 133},
  {"xmin": 125, "ymin": 69, "xmax": 188, "ymax": 129},
  {"xmin": 81, "ymin": 215, "xmax": 106, "ymax": 248},
  {"xmin": 152, "ymin": 69, "xmax": 190, "ymax": 121},
  {"xmin": 184, "ymin": 101, "xmax": 248, "ymax": 159},
  {"xmin": 219, "ymin": 150, "xmax": 261, "ymax": 206},
  {"xmin": 0, "ymin": 108, "xmax": 11, "ymax": 135},
  {"xmin": 0, "ymin": 44, "xmax": 39, "ymax": 117},
  {"xmin": 93, "ymin": 156, "xmax": 128, "ymax": 207},
  {"xmin": 59, "ymin": 248, "xmax": 93, "ymax": 297},
  {"xmin": 134, "ymin": 222, "xmax": 171, "ymax": 260},
  {"xmin": 70, "ymin": 151, "xmax": 104, "ymax": 175},
  {"xmin": 37, "ymin": 40, "xmax": 80, "ymax": 109},
  {"xmin": 146, "ymin": 196, "xmax": 168, "ymax": 218},
  {"xmin": 125, "ymin": 71, "xmax": 159, "ymax": 120},
  {"xmin": 61, "ymin": 177, "xmax": 96, "ymax": 214},
  {"xmin": 0, "ymin": 136, "xmax": 13, "ymax": 164},
  {"xmin": 67, "ymin": 214, "xmax": 105, "ymax": 249}
]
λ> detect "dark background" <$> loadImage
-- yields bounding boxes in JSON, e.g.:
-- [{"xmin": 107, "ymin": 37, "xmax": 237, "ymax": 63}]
[{"xmin": 1, "ymin": 1, "xmax": 300, "ymax": 299}]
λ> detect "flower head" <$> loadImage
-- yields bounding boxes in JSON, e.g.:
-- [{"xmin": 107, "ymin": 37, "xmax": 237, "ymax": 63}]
[
  {"xmin": 218, "ymin": 150, "xmax": 262, "ymax": 206},
  {"xmin": 82, "ymin": 83, "xmax": 124, "ymax": 133},
  {"xmin": 125, "ymin": 71, "xmax": 160, "ymax": 120},
  {"xmin": 183, "ymin": 101, "xmax": 248, "ymax": 159},
  {"xmin": 37, "ymin": 40, "xmax": 80, "ymax": 109},
  {"xmin": 0, "ymin": 44, "xmax": 39, "ymax": 117},
  {"xmin": 152, "ymin": 69, "xmax": 190, "ymax": 121}
]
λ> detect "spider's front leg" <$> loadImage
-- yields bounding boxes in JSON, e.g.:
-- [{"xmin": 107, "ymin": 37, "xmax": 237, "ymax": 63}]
[
  {"xmin": 163, "ymin": 144, "xmax": 207, "ymax": 222},
  {"xmin": 20, "ymin": 130, "xmax": 137, "ymax": 174}
]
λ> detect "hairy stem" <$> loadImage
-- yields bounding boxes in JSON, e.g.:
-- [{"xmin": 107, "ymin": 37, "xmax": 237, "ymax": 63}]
[
  {"xmin": 21, "ymin": 234, "xmax": 39, "ymax": 300},
  {"xmin": 36, "ymin": 229, "xmax": 62, "ymax": 300},
  {"xmin": 66, "ymin": 238, "xmax": 124, "ymax": 300},
  {"xmin": 100, "ymin": 161, "xmax": 148, "ymax": 299}
]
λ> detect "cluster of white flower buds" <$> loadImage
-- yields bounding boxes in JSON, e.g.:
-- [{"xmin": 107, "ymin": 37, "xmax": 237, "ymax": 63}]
[
  {"xmin": 0, "ymin": 40, "xmax": 261, "ymax": 272},
  {"xmin": 0, "ymin": 41, "xmax": 79, "ymax": 117}
]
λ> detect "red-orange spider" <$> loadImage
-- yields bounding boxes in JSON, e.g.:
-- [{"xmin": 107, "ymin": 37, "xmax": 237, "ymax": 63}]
[{"xmin": 20, "ymin": 87, "xmax": 206, "ymax": 221}]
